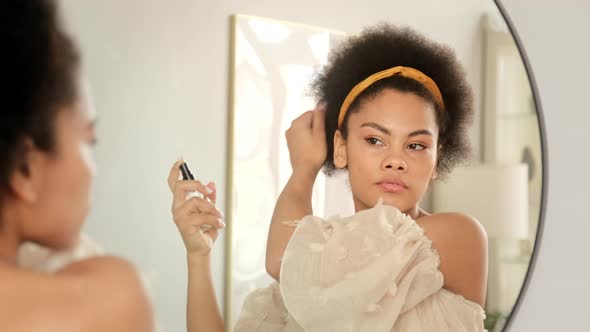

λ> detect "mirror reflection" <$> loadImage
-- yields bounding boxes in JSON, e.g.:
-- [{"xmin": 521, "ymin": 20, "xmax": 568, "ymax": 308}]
[{"xmin": 229, "ymin": 10, "xmax": 541, "ymax": 332}]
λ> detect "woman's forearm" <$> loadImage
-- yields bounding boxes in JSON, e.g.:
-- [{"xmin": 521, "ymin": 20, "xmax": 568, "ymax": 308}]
[
  {"xmin": 265, "ymin": 170, "xmax": 316, "ymax": 281},
  {"xmin": 186, "ymin": 254, "xmax": 224, "ymax": 332}
]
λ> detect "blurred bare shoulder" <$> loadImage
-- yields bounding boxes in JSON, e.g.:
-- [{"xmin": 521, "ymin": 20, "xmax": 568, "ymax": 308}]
[
  {"xmin": 56, "ymin": 256, "xmax": 155, "ymax": 332},
  {"xmin": 417, "ymin": 212, "xmax": 488, "ymax": 306},
  {"xmin": 0, "ymin": 256, "xmax": 154, "ymax": 332}
]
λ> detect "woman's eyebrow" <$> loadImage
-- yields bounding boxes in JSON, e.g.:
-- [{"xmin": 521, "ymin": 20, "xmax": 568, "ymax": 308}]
[
  {"xmin": 360, "ymin": 123, "xmax": 433, "ymax": 138},
  {"xmin": 360, "ymin": 122, "xmax": 390, "ymax": 135},
  {"xmin": 408, "ymin": 129, "xmax": 433, "ymax": 137}
]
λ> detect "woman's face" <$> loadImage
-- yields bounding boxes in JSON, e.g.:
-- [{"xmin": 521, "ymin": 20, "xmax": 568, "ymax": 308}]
[
  {"xmin": 23, "ymin": 82, "xmax": 97, "ymax": 250},
  {"xmin": 333, "ymin": 88, "xmax": 439, "ymax": 216}
]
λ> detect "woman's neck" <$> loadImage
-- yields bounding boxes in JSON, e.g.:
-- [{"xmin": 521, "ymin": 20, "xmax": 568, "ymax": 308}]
[
  {"xmin": 404, "ymin": 205, "xmax": 422, "ymax": 220},
  {"xmin": 353, "ymin": 198, "xmax": 424, "ymax": 220},
  {"xmin": 0, "ymin": 243, "xmax": 19, "ymax": 265},
  {"xmin": 0, "ymin": 212, "xmax": 21, "ymax": 265}
]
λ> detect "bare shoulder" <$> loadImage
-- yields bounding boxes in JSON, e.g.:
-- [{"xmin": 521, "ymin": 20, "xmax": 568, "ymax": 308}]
[
  {"xmin": 57, "ymin": 255, "xmax": 142, "ymax": 284},
  {"xmin": 417, "ymin": 212, "xmax": 487, "ymax": 246},
  {"xmin": 417, "ymin": 212, "xmax": 488, "ymax": 306},
  {"xmin": 0, "ymin": 256, "xmax": 153, "ymax": 332},
  {"xmin": 56, "ymin": 256, "xmax": 154, "ymax": 332}
]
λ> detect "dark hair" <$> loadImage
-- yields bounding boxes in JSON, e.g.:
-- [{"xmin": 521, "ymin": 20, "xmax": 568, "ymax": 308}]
[
  {"xmin": 0, "ymin": 0, "xmax": 80, "ymax": 203},
  {"xmin": 312, "ymin": 23, "xmax": 473, "ymax": 177}
]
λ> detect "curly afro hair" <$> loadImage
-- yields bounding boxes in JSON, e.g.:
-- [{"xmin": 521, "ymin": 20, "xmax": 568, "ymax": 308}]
[
  {"xmin": 0, "ymin": 0, "xmax": 80, "ymax": 205},
  {"xmin": 311, "ymin": 23, "xmax": 474, "ymax": 178}
]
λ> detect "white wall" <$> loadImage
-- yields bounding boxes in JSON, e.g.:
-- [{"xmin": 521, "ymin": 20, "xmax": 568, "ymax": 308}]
[
  {"xmin": 60, "ymin": 1, "xmax": 496, "ymax": 331},
  {"xmin": 498, "ymin": 1, "xmax": 590, "ymax": 330}
]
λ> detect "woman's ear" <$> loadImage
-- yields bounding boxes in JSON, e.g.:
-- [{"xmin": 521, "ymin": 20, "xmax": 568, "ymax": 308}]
[
  {"xmin": 431, "ymin": 144, "xmax": 442, "ymax": 181},
  {"xmin": 431, "ymin": 170, "xmax": 438, "ymax": 181},
  {"xmin": 333, "ymin": 130, "xmax": 348, "ymax": 169},
  {"xmin": 9, "ymin": 139, "xmax": 45, "ymax": 204}
]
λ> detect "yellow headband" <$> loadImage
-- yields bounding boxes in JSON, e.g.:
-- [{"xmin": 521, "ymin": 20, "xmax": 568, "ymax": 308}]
[{"xmin": 337, "ymin": 66, "xmax": 444, "ymax": 128}]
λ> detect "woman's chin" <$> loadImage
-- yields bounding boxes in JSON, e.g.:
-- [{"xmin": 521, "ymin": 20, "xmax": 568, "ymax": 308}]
[{"xmin": 377, "ymin": 195, "xmax": 413, "ymax": 212}]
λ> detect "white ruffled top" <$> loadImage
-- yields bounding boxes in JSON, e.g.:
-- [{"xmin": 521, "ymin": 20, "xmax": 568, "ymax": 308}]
[{"xmin": 234, "ymin": 202, "xmax": 486, "ymax": 332}]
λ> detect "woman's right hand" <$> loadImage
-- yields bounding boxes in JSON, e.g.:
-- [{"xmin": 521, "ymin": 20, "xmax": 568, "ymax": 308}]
[
  {"xmin": 167, "ymin": 160, "xmax": 225, "ymax": 256},
  {"xmin": 285, "ymin": 102, "xmax": 327, "ymax": 178}
]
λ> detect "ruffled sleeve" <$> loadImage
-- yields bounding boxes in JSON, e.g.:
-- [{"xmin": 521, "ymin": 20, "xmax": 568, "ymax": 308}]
[{"xmin": 234, "ymin": 202, "xmax": 486, "ymax": 332}]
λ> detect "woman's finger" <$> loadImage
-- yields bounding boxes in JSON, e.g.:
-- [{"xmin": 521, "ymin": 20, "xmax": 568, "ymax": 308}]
[
  {"xmin": 173, "ymin": 196, "xmax": 223, "ymax": 220},
  {"xmin": 172, "ymin": 180, "xmax": 214, "ymax": 208},
  {"xmin": 312, "ymin": 106, "xmax": 326, "ymax": 140},
  {"xmin": 206, "ymin": 182, "xmax": 217, "ymax": 205},
  {"xmin": 176, "ymin": 210, "xmax": 225, "ymax": 230},
  {"xmin": 291, "ymin": 110, "xmax": 313, "ymax": 128},
  {"xmin": 167, "ymin": 159, "xmax": 184, "ymax": 192},
  {"xmin": 302, "ymin": 110, "xmax": 314, "ymax": 128}
]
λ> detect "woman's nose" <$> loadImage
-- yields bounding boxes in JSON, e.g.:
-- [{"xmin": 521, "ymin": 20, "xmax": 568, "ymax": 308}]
[{"xmin": 382, "ymin": 153, "xmax": 408, "ymax": 172}]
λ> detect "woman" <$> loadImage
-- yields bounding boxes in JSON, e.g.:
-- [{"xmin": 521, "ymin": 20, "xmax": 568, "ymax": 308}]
[
  {"xmin": 0, "ymin": 1, "xmax": 153, "ymax": 331},
  {"xmin": 169, "ymin": 24, "xmax": 487, "ymax": 331}
]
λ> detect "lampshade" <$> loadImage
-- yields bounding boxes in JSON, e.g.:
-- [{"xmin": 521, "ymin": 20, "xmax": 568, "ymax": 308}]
[{"xmin": 432, "ymin": 164, "xmax": 529, "ymax": 239}]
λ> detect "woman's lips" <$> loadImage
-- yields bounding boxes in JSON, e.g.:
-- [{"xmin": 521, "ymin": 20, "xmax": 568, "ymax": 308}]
[{"xmin": 377, "ymin": 182, "xmax": 408, "ymax": 193}]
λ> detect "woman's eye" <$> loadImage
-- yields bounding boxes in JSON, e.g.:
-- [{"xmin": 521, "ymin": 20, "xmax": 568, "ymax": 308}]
[
  {"xmin": 408, "ymin": 143, "xmax": 426, "ymax": 150},
  {"xmin": 366, "ymin": 137, "xmax": 383, "ymax": 145}
]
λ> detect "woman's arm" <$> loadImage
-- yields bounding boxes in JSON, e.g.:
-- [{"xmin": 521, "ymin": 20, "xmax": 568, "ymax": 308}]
[
  {"xmin": 265, "ymin": 169, "xmax": 316, "ymax": 281},
  {"xmin": 265, "ymin": 105, "xmax": 327, "ymax": 281},
  {"xmin": 167, "ymin": 160, "xmax": 226, "ymax": 332},
  {"xmin": 186, "ymin": 254, "xmax": 224, "ymax": 332}
]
